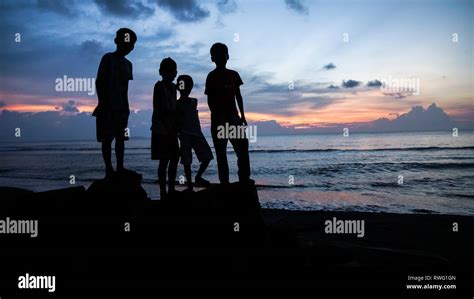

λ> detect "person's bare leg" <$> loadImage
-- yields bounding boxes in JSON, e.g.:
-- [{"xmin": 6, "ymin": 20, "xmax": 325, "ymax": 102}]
[
  {"xmin": 168, "ymin": 158, "xmax": 178, "ymax": 192},
  {"xmin": 212, "ymin": 135, "xmax": 230, "ymax": 184},
  {"xmin": 184, "ymin": 163, "xmax": 193, "ymax": 190},
  {"xmin": 195, "ymin": 159, "xmax": 211, "ymax": 187},
  {"xmin": 230, "ymin": 137, "xmax": 251, "ymax": 183},
  {"xmin": 115, "ymin": 139, "xmax": 125, "ymax": 172},
  {"xmin": 102, "ymin": 141, "xmax": 114, "ymax": 177},
  {"xmin": 196, "ymin": 160, "xmax": 210, "ymax": 180},
  {"xmin": 158, "ymin": 159, "xmax": 169, "ymax": 198}
]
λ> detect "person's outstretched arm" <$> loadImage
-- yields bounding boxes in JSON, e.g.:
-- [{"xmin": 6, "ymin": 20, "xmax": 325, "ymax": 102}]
[{"xmin": 236, "ymin": 87, "xmax": 247, "ymax": 126}]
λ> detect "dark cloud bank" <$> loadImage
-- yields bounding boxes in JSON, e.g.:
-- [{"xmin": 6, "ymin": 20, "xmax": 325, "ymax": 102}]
[{"xmin": 0, "ymin": 103, "xmax": 470, "ymax": 142}]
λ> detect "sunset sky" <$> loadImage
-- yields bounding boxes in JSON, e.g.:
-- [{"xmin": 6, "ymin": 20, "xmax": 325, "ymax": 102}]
[{"xmin": 0, "ymin": 0, "xmax": 472, "ymax": 128}]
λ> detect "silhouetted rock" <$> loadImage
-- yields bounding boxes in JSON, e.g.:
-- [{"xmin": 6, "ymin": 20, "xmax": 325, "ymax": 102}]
[
  {"xmin": 84, "ymin": 169, "xmax": 147, "ymax": 217},
  {"xmin": 0, "ymin": 186, "xmax": 33, "ymax": 200},
  {"xmin": 0, "ymin": 187, "xmax": 34, "ymax": 217},
  {"xmin": 87, "ymin": 170, "xmax": 147, "ymax": 199},
  {"xmin": 0, "ymin": 186, "xmax": 86, "ymax": 217},
  {"xmin": 35, "ymin": 186, "xmax": 85, "ymax": 200},
  {"xmin": 0, "ymin": 173, "xmax": 265, "ymax": 248},
  {"xmin": 158, "ymin": 181, "xmax": 261, "ymax": 215},
  {"xmin": 139, "ymin": 181, "xmax": 266, "ymax": 247}
]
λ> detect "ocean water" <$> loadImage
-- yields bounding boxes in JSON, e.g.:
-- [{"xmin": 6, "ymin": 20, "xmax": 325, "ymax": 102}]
[{"xmin": 1, "ymin": 131, "xmax": 474, "ymax": 215}]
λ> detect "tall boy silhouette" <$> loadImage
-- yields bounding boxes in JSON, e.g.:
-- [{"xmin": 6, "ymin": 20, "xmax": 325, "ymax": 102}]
[
  {"xmin": 205, "ymin": 42, "xmax": 251, "ymax": 184},
  {"xmin": 93, "ymin": 28, "xmax": 136, "ymax": 178}
]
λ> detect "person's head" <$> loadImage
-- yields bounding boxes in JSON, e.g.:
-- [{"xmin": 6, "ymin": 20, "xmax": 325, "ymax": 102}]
[
  {"xmin": 159, "ymin": 57, "xmax": 177, "ymax": 83},
  {"xmin": 176, "ymin": 75, "xmax": 193, "ymax": 98},
  {"xmin": 114, "ymin": 28, "xmax": 137, "ymax": 56},
  {"xmin": 210, "ymin": 42, "xmax": 229, "ymax": 68}
]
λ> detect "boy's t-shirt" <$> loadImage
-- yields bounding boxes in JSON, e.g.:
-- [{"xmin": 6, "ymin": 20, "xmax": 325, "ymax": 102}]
[
  {"xmin": 177, "ymin": 97, "xmax": 203, "ymax": 137},
  {"xmin": 204, "ymin": 68, "xmax": 243, "ymax": 123},
  {"xmin": 151, "ymin": 81, "xmax": 177, "ymax": 135},
  {"xmin": 94, "ymin": 52, "xmax": 133, "ymax": 117}
]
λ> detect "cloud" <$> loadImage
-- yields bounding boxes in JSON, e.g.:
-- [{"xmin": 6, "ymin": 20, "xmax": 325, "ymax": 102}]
[
  {"xmin": 367, "ymin": 103, "xmax": 457, "ymax": 132},
  {"xmin": 301, "ymin": 96, "xmax": 343, "ymax": 111},
  {"xmin": 0, "ymin": 101, "xmax": 6, "ymax": 108},
  {"xmin": 342, "ymin": 80, "xmax": 361, "ymax": 88},
  {"xmin": 323, "ymin": 63, "xmax": 336, "ymax": 70},
  {"xmin": 94, "ymin": 0, "xmax": 154, "ymax": 18},
  {"xmin": 217, "ymin": 0, "xmax": 237, "ymax": 14},
  {"xmin": 0, "ymin": 102, "xmax": 467, "ymax": 141},
  {"xmin": 383, "ymin": 92, "xmax": 408, "ymax": 99},
  {"xmin": 264, "ymin": 103, "xmax": 464, "ymax": 134},
  {"xmin": 37, "ymin": 0, "xmax": 73, "ymax": 16},
  {"xmin": 248, "ymin": 120, "xmax": 293, "ymax": 135},
  {"xmin": 0, "ymin": 109, "xmax": 158, "ymax": 142},
  {"xmin": 60, "ymin": 100, "xmax": 80, "ymax": 113},
  {"xmin": 0, "ymin": 110, "xmax": 95, "ymax": 141},
  {"xmin": 155, "ymin": 0, "xmax": 210, "ymax": 22},
  {"xmin": 153, "ymin": 29, "xmax": 174, "ymax": 40},
  {"xmin": 80, "ymin": 40, "xmax": 103, "ymax": 58},
  {"xmin": 285, "ymin": 0, "xmax": 309, "ymax": 15},
  {"xmin": 327, "ymin": 84, "xmax": 339, "ymax": 89},
  {"xmin": 367, "ymin": 80, "xmax": 382, "ymax": 87},
  {"xmin": 244, "ymin": 78, "xmax": 344, "ymax": 117},
  {"xmin": 0, "ymin": 33, "xmax": 99, "ymax": 98}
]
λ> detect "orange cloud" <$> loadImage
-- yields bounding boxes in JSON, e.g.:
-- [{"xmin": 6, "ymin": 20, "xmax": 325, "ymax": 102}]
[
  {"xmin": 2, "ymin": 104, "xmax": 58, "ymax": 112},
  {"xmin": 1, "ymin": 104, "xmax": 95, "ymax": 113},
  {"xmin": 0, "ymin": 93, "xmax": 96, "ymax": 113}
]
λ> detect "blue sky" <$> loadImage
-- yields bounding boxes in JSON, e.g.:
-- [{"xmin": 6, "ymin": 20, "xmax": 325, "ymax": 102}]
[{"xmin": 0, "ymin": 0, "xmax": 472, "ymax": 130}]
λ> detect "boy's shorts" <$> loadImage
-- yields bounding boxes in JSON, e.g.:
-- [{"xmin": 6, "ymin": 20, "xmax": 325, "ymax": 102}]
[
  {"xmin": 151, "ymin": 132, "xmax": 179, "ymax": 161},
  {"xmin": 179, "ymin": 133, "xmax": 214, "ymax": 165},
  {"xmin": 96, "ymin": 111, "xmax": 129, "ymax": 143}
]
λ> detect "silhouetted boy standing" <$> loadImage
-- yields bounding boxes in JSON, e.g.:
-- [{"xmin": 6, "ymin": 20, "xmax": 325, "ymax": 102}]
[
  {"xmin": 176, "ymin": 74, "xmax": 213, "ymax": 191},
  {"xmin": 151, "ymin": 58, "xmax": 179, "ymax": 199},
  {"xmin": 93, "ymin": 28, "xmax": 137, "ymax": 178},
  {"xmin": 205, "ymin": 43, "xmax": 251, "ymax": 184}
]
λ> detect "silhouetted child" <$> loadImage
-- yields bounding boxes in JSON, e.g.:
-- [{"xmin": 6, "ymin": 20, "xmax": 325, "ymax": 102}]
[
  {"xmin": 93, "ymin": 28, "xmax": 137, "ymax": 178},
  {"xmin": 176, "ymin": 75, "xmax": 213, "ymax": 191},
  {"xmin": 205, "ymin": 43, "xmax": 251, "ymax": 184},
  {"xmin": 151, "ymin": 58, "xmax": 179, "ymax": 199}
]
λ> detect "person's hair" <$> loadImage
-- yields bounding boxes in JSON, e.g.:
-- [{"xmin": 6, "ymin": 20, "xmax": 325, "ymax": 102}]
[
  {"xmin": 160, "ymin": 57, "xmax": 177, "ymax": 72},
  {"xmin": 176, "ymin": 75, "xmax": 193, "ymax": 92},
  {"xmin": 210, "ymin": 42, "xmax": 228, "ymax": 57},
  {"xmin": 115, "ymin": 28, "xmax": 137, "ymax": 43}
]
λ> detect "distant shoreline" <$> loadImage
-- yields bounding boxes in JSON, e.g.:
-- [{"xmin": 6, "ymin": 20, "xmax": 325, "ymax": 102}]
[{"xmin": 1, "ymin": 129, "xmax": 473, "ymax": 144}]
